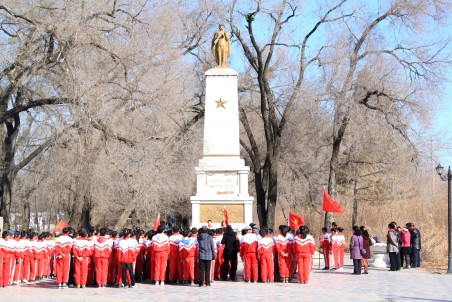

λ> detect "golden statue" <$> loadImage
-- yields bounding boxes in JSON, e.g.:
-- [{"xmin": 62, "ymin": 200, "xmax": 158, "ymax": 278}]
[{"xmin": 211, "ymin": 24, "xmax": 231, "ymax": 68}]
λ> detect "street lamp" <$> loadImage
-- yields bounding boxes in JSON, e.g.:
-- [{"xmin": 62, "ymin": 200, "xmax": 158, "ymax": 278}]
[{"xmin": 435, "ymin": 164, "xmax": 452, "ymax": 274}]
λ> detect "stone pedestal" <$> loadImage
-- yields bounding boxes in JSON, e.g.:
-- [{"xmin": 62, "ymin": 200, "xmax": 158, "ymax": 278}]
[{"xmin": 190, "ymin": 68, "xmax": 253, "ymax": 229}]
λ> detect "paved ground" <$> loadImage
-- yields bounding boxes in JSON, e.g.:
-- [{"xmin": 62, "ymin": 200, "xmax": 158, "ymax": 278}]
[{"xmin": 2, "ymin": 256, "xmax": 451, "ymax": 302}]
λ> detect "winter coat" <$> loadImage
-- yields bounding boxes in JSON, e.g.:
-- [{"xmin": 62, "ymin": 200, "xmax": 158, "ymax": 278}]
[
  {"xmin": 349, "ymin": 235, "xmax": 363, "ymax": 260},
  {"xmin": 410, "ymin": 228, "xmax": 421, "ymax": 250},
  {"xmin": 362, "ymin": 235, "xmax": 372, "ymax": 259},
  {"xmin": 387, "ymin": 230, "xmax": 399, "ymax": 253},
  {"xmin": 221, "ymin": 230, "xmax": 239, "ymax": 259},
  {"xmin": 401, "ymin": 231, "xmax": 411, "ymax": 248},
  {"xmin": 197, "ymin": 233, "xmax": 216, "ymax": 261}
]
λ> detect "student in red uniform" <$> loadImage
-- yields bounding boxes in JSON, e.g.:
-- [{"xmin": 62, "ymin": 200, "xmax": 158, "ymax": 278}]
[
  {"xmin": 117, "ymin": 228, "xmax": 137, "ymax": 288},
  {"xmin": 330, "ymin": 228, "xmax": 339, "ymax": 270},
  {"xmin": 257, "ymin": 229, "xmax": 275, "ymax": 282},
  {"xmin": 319, "ymin": 227, "xmax": 330, "ymax": 270},
  {"xmin": 33, "ymin": 233, "xmax": 47, "ymax": 280},
  {"xmin": 12, "ymin": 232, "xmax": 23, "ymax": 285},
  {"xmin": 213, "ymin": 228, "xmax": 224, "ymax": 280},
  {"xmin": 151, "ymin": 226, "xmax": 169, "ymax": 285},
  {"xmin": 337, "ymin": 227, "xmax": 345, "ymax": 270},
  {"xmin": 73, "ymin": 230, "xmax": 92, "ymax": 288},
  {"xmin": 168, "ymin": 226, "xmax": 183, "ymax": 284},
  {"xmin": 293, "ymin": 226, "xmax": 316, "ymax": 284},
  {"xmin": 107, "ymin": 230, "xmax": 118, "ymax": 286},
  {"xmin": 179, "ymin": 229, "xmax": 198, "ymax": 285},
  {"xmin": 240, "ymin": 226, "xmax": 258, "ymax": 283},
  {"xmin": 55, "ymin": 227, "xmax": 74, "ymax": 288},
  {"xmin": 134, "ymin": 229, "xmax": 146, "ymax": 282},
  {"xmin": 0, "ymin": 230, "xmax": 16, "ymax": 287},
  {"xmin": 93, "ymin": 228, "xmax": 112, "ymax": 288},
  {"xmin": 276, "ymin": 225, "xmax": 291, "ymax": 283}
]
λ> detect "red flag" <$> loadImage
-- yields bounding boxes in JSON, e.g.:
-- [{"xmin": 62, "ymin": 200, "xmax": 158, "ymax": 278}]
[
  {"xmin": 153, "ymin": 213, "xmax": 161, "ymax": 231},
  {"xmin": 289, "ymin": 211, "xmax": 304, "ymax": 230},
  {"xmin": 322, "ymin": 188, "xmax": 346, "ymax": 214},
  {"xmin": 223, "ymin": 207, "xmax": 229, "ymax": 226},
  {"xmin": 51, "ymin": 220, "xmax": 68, "ymax": 234}
]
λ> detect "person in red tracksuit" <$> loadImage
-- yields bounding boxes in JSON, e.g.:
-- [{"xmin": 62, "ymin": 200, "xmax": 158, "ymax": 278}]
[
  {"xmin": 179, "ymin": 229, "xmax": 197, "ymax": 285},
  {"xmin": 276, "ymin": 225, "xmax": 292, "ymax": 283},
  {"xmin": 93, "ymin": 228, "xmax": 112, "ymax": 288},
  {"xmin": 337, "ymin": 227, "xmax": 346, "ymax": 269},
  {"xmin": 0, "ymin": 230, "xmax": 16, "ymax": 287},
  {"xmin": 107, "ymin": 231, "xmax": 118, "ymax": 286},
  {"xmin": 151, "ymin": 226, "xmax": 169, "ymax": 285},
  {"xmin": 240, "ymin": 226, "xmax": 258, "ymax": 283},
  {"xmin": 33, "ymin": 234, "xmax": 47, "ymax": 280},
  {"xmin": 213, "ymin": 228, "xmax": 224, "ymax": 280},
  {"xmin": 73, "ymin": 230, "xmax": 92, "ymax": 288},
  {"xmin": 117, "ymin": 228, "xmax": 138, "ymax": 288},
  {"xmin": 12, "ymin": 232, "xmax": 22, "ymax": 285},
  {"xmin": 22, "ymin": 233, "xmax": 33, "ymax": 283},
  {"xmin": 55, "ymin": 227, "xmax": 74, "ymax": 288},
  {"xmin": 330, "ymin": 228, "xmax": 340, "ymax": 270},
  {"xmin": 319, "ymin": 227, "xmax": 331, "ymax": 270},
  {"xmin": 0, "ymin": 232, "xmax": 4, "ymax": 286},
  {"xmin": 134, "ymin": 230, "xmax": 146, "ymax": 282},
  {"xmin": 168, "ymin": 226, "xmax": 183, "ymax": 284},
  {"xmin": 293, "ymin": 226, "xmax": 316, "ymax": 284},
  {"xmin": 257, "ymin": 229, "xmax": 275, "ymax": 282}
]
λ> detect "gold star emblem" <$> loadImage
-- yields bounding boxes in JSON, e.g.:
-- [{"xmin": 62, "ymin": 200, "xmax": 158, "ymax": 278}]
[
  {"xmin": 215, "ymin": 97, "xmax": 227, "ymax": 109},
  {"xmin": 294, "ymin": 218, "xmax": 298, "ymax": 224}
]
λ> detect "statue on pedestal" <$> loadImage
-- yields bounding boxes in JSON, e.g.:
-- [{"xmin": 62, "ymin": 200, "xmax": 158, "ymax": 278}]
[{"xmin": 211, "ymin": 24, "xmax": 231, "ymax": 68}]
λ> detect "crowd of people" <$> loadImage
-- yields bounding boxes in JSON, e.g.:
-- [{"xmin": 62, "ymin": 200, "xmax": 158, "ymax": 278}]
[
  {"xmin": 0, "ymin": 223, "xmax": 317, "ymax": 288},
  {"xmin": 0, "ymin": 220, "xmax": 421, "ymax": 288}
]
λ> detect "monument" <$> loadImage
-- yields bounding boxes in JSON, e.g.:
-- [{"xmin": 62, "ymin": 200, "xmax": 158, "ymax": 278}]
[{"xmin": 190, "ymin": 25, "xmax": 253, "ymax": 229}]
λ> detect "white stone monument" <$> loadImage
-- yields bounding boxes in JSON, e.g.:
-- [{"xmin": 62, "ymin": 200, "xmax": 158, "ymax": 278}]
[{"xmin": 190, "ymin": 67, "xmax": 253, "ymax": 229}]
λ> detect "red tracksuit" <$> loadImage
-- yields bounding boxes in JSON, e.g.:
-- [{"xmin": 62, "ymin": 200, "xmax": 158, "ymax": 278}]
[
  {"xmin": 337, "ymin": 233, "xmax": 345, "ymax": 268},
  {"xmin": 319, "ymin": 233, "xmax": 331, "ymax": 269},
  {"xmin": 331, "ymin": 234, "xmax": 339, "ymax": 269},
  {"xmin": 33, "ymin": 240, "xmax": 47, "ymax": 278},
  {"xmin": 21, "ymin": 239, "xmax": 32, "ymax": 281},
  {"xmin": 135, "ymin": 238, "xmax": 146, "ymax": 281},
  {"xmin": 93, "ymin": 236, "xmax": 112, "ymax": 287},
  {"xmin": 55, "ymin": 235, "xmax": 73, "ymax": 285},
  {"xmin": 12, "ymin": 238, "xmax": 23, "ymax": 283},
  {"xmin": 178, "ymin": 237, "xmax": 197, "ymax": 282},
  {"xmin": 240, "ymin": 232, "xmax": 258, "ymax": 282},
  {"xmin": 258, "ymin": 236, "xmax": 275, "ymax": 282},
  {"xmin": 145, "ymin": 239, "xmax": 154, "ymax": 282},
  {"xmin": 0, "ymin": 238, "xmax": 16, "ymax": 286},
  {"xmin": 293, "ymin": 234, "xmax": 316, "ymax": 283},
  {"xmin": 117, "ymin": 237, "xmax": 138, "ymax": 286},
  {"xmin": 107, "ymin": 237, "xmax": 118, "ymax": 285},
  {"xmin": 214, "ymin": 234, "xmax": 224, "ymax": 279},
  {"xmin": 169, "ymin": 233, "xmax": 183, "ymax": 282},
  {"xmin": 275, "ymin": 235, "xmax": 291, "ymax": 279},
  {"xmin": 73, "ymin": 238, "xmax": 92, "ymax": 286},
  {"xmin": 151, "ymin": 233, "xmax": 169, "ymax": 282}
]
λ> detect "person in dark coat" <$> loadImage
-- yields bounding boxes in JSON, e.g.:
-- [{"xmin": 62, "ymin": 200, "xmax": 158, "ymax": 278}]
[
  {"xmin": 197, "ymin": 226, "xmax": 216, "ymax": 287},
  {"xmin": 361, "ymin": 230, "xmax": 372, "ymax": 274},
  {"xmin": 407, "ymin": 222, "xmax": 421, "ymax": 268},
  {"xmin": 221, "ymin": 225, "xmax": 239, "ymax": 281},
  {"xmin": 350, "ymin": 226, "xmax": 364, "ymax": 275}
]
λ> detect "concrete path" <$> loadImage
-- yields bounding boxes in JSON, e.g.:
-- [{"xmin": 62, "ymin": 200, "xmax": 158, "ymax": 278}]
[{"xmin": 3, "ymin": 258, "xmax": 451, "ymax": 302}]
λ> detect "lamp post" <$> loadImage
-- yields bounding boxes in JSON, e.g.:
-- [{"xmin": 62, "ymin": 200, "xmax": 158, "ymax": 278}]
[{"xmin": 435, "ymin": 164, "xmax": 452, "ymax": 274}]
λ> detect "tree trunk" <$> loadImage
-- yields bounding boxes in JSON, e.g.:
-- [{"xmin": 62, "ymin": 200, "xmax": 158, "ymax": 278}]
[
  {"xmin": 114, "ymin": 203, "xmax": 136, "ymax": 230},
  {"xmin": 0, "ymin": 113, "xmax": 20, "ymax": 230},
  {"xmin": 22, "ymin": 198, "xmax": 31, "ymax": 230},
  {"xmin": 352, "ymin": 180, "xmax": 358, "ymax": 227},
  {"xmin": 254, "ymin": 171, "xmax": 267, "ymax": 228}
]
